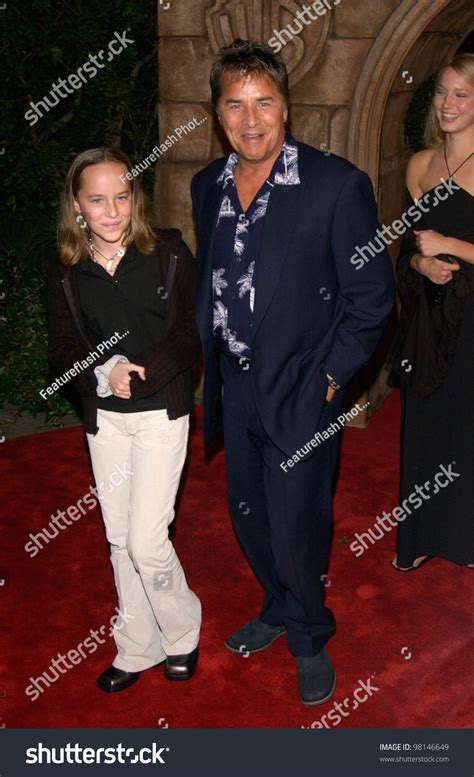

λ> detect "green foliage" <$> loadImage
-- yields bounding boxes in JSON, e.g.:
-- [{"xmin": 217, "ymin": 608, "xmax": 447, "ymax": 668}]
[
  {"xmin": 0, "ymin": 213, "xmax": 74, "ymax": 425},
  {"xmin": 404, "ymin": 74, "xmax": 437, "ymax": 153},
  {"xmin": 0, "ymin": 1, "xmax": 158, "ymax": 424}
]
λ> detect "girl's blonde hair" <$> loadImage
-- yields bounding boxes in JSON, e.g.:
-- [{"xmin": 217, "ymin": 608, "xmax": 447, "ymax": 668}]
[
  {"xmin": 424, "ymin": 53, "xmax": 474, "ymax": 149},
  {"xmin": 57, "ymin": 147, "xmax": 157, "ymax": 266}
]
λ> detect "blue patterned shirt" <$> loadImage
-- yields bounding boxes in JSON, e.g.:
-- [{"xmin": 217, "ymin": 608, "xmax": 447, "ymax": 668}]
[{"xmin": 212, "ymin": 132, "xmax": 300, "ymax": 361}]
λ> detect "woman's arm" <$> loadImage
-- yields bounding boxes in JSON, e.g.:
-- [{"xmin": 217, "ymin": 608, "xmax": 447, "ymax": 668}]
[
  {"xmin": 448, "ymin": 237, "xmax": 474, "ymax": 263},
  {"xmin": 410, "ymin": 250, "xmax": 460, "ymax": 283},
  {"xmin": 396, "ymin": 153, "xmax": 429, "ymax": 294},
  {"xmin": 411, "ymin": 230, "xmax": 462, "ymax": 284},
  {"xmin": 401, "ymin": 151, "xmax": 461, "ymax": 285},
  {"xmin": 419, "ymin": 229, "xmax": 474, "ymax": 264}
]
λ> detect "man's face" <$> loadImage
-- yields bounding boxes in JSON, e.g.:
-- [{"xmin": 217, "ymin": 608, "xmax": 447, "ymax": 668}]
[{"xmin": 217, "ymin": 72, "xmax": 288, "ymax": 167}]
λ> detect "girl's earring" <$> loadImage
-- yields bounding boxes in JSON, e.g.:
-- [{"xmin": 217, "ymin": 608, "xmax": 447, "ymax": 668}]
[{"xmin": 75, "ymin": 212, "xmax": 88, "ymax": 231}]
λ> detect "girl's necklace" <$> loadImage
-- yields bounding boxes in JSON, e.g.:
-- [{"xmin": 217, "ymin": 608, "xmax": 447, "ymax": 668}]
[
  {"xmin": 443, "ymin": 146, "xmax": 474, "ymax": 179},
  {"xmin": 88, "ymin": 240, "xmax": 125, "ymax": 275}
]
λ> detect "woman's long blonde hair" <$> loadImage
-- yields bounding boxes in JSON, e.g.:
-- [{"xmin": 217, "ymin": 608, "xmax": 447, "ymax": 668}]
[
  {"xmin": 57, "ymin": 147, "xmax": 157, "ymax": 266},
  {"xmin": 424, "ymin": 53, "xmax": 474, "ymax": 149}
]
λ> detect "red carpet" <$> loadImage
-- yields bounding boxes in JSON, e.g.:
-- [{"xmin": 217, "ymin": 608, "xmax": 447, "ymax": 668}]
[{"xmin": 1, "ymin": 391, "xmax": 473, "ymax": 729}]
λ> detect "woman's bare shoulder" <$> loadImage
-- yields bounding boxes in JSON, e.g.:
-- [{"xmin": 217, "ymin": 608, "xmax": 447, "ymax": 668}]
[{"xmin": 406, "ymin": 149, "xmax": 437, "ymax": 197}]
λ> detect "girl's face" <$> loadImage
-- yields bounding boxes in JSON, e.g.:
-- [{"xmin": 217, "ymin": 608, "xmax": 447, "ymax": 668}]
[
  {"xmin": 434, "ymin": 67, "xmax": 474, "ymax": 136},
  {"xmin": 73, "ymin": 162, "xmax": 132, "ymax": 249}
]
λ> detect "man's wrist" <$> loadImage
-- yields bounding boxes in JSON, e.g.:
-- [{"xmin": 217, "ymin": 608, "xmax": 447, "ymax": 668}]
[{"xmin": 326, "ymin": 373, "xmax": 341, "ymax": 391}]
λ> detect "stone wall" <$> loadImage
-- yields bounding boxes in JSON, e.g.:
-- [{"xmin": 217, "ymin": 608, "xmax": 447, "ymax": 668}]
[{"xmin": 155, "ymin": 0, "xmax": 402, "ymax": 247}]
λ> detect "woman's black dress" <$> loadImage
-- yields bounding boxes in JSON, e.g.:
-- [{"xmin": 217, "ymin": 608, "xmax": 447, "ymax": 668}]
[{"xmin": 392, "ymin": 184, "xmax": 474, "ymax": 566}]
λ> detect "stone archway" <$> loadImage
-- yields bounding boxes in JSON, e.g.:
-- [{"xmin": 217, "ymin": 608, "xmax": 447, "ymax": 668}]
[{"xmin": 347, "ymin": 0, "xmax": 451, "ymax": 191}]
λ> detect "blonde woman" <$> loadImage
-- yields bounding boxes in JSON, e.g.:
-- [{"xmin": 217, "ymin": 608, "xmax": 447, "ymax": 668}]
[
  {"xmin": 48, "ymin": 147, "xmax": 201, "ymax": 690},
  {"xmin": 392, "ymin": 54, "xmax": 474, "ymax": 571}
]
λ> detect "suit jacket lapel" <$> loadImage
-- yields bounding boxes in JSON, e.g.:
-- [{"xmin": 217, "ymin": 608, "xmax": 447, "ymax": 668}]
[{"xmin": 251, "ymin": 182, "xmax": 303, "ymax": 340}]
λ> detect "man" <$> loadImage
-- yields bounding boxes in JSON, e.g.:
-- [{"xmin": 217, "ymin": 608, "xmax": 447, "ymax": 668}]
[{"xmin": 192, "ymin": 39, "xmax": 394, "ymax": 706}]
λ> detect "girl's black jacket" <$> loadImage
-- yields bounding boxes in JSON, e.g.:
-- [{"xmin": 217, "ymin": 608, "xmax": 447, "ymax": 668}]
[{"xmin": 47, "ymin": 229, "xmax": 201, "ymax": 434}]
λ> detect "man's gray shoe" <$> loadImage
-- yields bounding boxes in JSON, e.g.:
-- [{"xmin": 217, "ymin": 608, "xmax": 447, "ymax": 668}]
[
  {"xmin": 297, "ymin": 648, "xmax": 336, "ymax": 706},
  {"xmin": 225, "ymin": 619, "xmax": 286, "ymax": 654}
]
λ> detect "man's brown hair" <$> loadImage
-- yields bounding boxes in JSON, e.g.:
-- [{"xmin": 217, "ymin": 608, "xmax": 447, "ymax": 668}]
[{"xmin": 210, "ymin": 38, "xmax": 290, "ymax": 110}]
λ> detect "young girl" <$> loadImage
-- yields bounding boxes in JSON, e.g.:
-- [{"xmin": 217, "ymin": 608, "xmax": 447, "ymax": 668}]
[{"xmin": 48, "ymin": 147, "xmax": 201, "ymax": 691}]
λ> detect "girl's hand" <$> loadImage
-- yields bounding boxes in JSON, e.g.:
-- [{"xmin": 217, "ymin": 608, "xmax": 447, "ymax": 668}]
[
  {"xmin": 414, "ymin": 229, "xmax": 449, "ymax": 258},
  {"xmin": 109, "ymin": 362, "xmax": 146, "ymax": 399}
]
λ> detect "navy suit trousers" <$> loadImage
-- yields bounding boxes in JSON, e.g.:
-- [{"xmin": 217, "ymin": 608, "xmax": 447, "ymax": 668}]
[{"xmin": 220, "ymin": 353, "xmax": 344, "ymax": 657}]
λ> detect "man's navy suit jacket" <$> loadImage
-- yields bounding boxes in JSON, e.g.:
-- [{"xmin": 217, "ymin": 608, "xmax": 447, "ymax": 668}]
[{"xmin": 191, "ymin": 141, "xmax": 395, "ymax": 458}]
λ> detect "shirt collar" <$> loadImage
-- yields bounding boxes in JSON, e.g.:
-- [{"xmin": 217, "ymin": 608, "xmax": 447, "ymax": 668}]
[
  {"xmin": 216, "ymin": 151, "xmax": 239, "ymax": 187},
  {"xmin": 274, "ymin": 132, "xmax": 301, "ymax": 186},
  {"xmin": 216, "ymin": 132, "xmax": 300, "ymax": 188}
]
